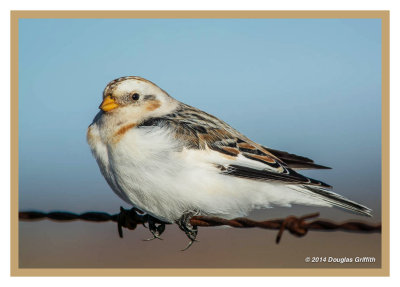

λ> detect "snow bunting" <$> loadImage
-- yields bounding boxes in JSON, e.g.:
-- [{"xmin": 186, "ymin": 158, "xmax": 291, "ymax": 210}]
[{"xmin": 87, "ymin": 76, "xmax": 372, "ymax": 248}]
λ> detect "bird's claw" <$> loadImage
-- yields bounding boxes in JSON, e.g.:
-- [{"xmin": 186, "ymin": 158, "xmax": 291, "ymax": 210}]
[
  {"xmin": 143, "ymin": 215, "xmax": 166, "ymax": 241},
  {"xmin": 176, "ymin": 210, "xmax": 200, "ymax": 251}
]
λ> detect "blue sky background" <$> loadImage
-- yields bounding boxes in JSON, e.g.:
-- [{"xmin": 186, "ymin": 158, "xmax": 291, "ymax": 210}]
[{"xmin": 19, "ymin": 18, "xmax": 381, "ymax": 218}]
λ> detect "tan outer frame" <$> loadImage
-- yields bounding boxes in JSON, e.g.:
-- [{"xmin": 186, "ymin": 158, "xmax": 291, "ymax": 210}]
[{"xmin": 10, "ymin": 10, "xmax": 390, "ymax": 276}]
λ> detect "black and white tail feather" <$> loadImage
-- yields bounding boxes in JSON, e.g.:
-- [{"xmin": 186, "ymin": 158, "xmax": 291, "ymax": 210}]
[
  {"xmin": 294, "ymin": 185, "xmax": 372, "ymax": 217},
  {"xmin": 219, "ymin": 164, "xmax": 372, "ymax": 217}
]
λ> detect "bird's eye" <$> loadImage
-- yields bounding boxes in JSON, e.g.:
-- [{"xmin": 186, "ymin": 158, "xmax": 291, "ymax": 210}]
[{"xmin": 131, "ymin": 93, "xmax": 140, "ymax": 101}]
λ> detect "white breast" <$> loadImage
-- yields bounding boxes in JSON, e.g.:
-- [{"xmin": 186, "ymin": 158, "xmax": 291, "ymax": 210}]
[
  {"xmin": 87, "ymin": 119, "xmax": 196, "ymax": 221},
  {"xmin": 87, "ymin": 122, "xmax": 132, "ymax": 204}
]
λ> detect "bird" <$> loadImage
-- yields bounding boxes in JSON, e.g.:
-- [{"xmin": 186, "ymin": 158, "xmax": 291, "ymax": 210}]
[{"xmin": 87, "ymin": 76, "xmax": 372, "ymax": 249}]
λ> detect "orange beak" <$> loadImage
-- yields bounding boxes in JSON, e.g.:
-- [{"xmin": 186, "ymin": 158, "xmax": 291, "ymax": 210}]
[{"xmin": 99, "ymin": 96, "xmax": 119, "ymax": 112}]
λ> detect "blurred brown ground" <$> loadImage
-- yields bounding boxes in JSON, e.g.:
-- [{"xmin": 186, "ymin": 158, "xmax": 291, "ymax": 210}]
[{"xmin": 19, "ymin": 205, "xmax": 381, "ymax": 268}]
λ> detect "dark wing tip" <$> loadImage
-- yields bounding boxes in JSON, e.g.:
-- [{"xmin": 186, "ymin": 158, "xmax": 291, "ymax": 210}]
[
  {"xmin": 263, "ymin": 147, "xmax": 314, "ymax": 163},
  {"xmin": 262, "ymin": 146, "xmax": 331, "ymax": 170},
  {"xmin": 287, "ymin": 161, "xmax": 332, "ymax": 170}
]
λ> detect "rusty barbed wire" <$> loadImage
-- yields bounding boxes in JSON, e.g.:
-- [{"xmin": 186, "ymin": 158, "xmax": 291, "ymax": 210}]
[{"xmin": 19, "ymin": 208, "xmax": 381, "ymax": 244}]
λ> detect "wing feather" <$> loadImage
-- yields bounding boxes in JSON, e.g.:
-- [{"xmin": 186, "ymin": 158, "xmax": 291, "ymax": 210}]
[{"xmin": 138, "ymin": 103, "xmax": 330, "ymax": 187}]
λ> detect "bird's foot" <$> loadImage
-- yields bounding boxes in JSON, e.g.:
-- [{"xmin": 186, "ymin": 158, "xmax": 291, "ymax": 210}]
[
  {"xmin": 143, "ymin": 215, "xmax": 166, "ymax": 241},
  {"xmin": 176, "ymin": 210, "xmax": 200, "ymax": 251}
]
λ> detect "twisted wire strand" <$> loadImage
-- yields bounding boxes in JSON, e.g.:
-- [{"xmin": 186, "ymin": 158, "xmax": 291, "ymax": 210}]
[{"xmin": 19, "ymin": 209, "xmax": 381, "ymax": 244}]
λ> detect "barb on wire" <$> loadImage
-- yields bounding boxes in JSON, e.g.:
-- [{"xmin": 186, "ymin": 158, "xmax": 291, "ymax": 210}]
[{"xmin": 19, "ymin": 208, "xmax": 381, "ymax": 244}]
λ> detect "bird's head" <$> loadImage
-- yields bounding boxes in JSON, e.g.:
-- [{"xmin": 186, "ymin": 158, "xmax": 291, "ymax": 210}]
[{"xmin": 98, "ymin": 76, "xmax": 178, "ymax": 120}]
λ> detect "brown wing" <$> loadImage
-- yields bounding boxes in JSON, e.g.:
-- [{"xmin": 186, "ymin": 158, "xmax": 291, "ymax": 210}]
[{"xmin": 138, "ymin": 103, "xmax": 331, "ymax": 188}]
